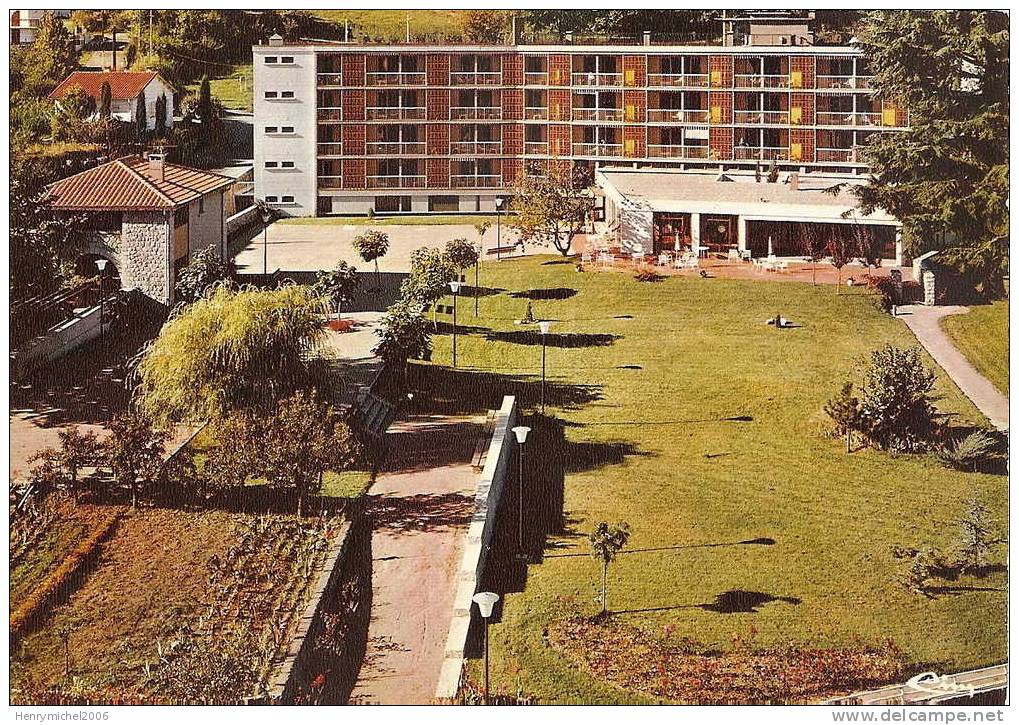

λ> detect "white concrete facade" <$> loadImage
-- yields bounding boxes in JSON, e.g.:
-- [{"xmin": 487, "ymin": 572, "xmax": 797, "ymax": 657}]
[{"xmin": 253, "ymin": 44, "xmax": 318, "ymax": 216}]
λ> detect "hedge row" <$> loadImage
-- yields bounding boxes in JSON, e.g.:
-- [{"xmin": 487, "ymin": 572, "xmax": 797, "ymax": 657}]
[{"xmin": 10, "ymin": 507, "xmax": 125, "ymax": 641}]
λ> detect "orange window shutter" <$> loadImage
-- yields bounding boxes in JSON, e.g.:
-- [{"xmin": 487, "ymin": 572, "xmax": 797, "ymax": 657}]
[
  {"xmin": 710, "ymin": 106, "xmax": 722, "ymax": 123},
  {"xmin": 790, "ymin": 70, "xmax": 803, "ymax": 88},
  {"xmin": 790, "ymin": 107, "xmax": 803, "ymax": 124},
  {"xmin": 790, "ymin": 142, "xmax": 802, "ymax": 160}
]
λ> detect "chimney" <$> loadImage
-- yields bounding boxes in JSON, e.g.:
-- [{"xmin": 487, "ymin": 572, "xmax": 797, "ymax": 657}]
[
  {"xmin": 268, "ymin": 33, "xmax": 284, "ymax": 47},
  {"xmin": 643, "ymin": 30, "xmax": 651, "ymax": 46},
  {"xmin": 148, "ymin": 151, "xmax": 166, "ymax": 181},
  {"xmin": 788, "ymin": 172, "xmax": 799, "ymax": 191}
]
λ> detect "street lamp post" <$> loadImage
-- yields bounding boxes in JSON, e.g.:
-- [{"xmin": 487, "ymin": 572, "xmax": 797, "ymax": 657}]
[
  {"xmin": 538, "ymin": 320, "xmax": 552, "ymax": 413},
  {"xmin": 260, "ymin": 204, "xmax": 274, "ymax": 276},
  {"xmin": 95, "ymin": 258, "xmax": 108, "ymax": 357},
  {"xmin": 472, "ymin": 591, "xmax": 500, "ymax": 704},
  {"xmin": 474, "ymin": 242, "xmax": 481, "ymax": 317},
  {"xmin": 511, "ymin": 425, "xmax": 530, "ymax": 558},
  {"xmin": 448, "ymin": 280, "xmax": 461, "ymax": 369},
  {"xmin": 494, "ymin": 196, "xmax": 505, "ymax": 262}
]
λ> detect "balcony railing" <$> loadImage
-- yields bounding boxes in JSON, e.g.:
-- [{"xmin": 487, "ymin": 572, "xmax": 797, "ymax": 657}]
[
  {"xmin": 573, "ymin": 142, "xmax": 623, "ymax": 156},
  {"xmin": 318, "ymin": 176, "xmax": 343, "ymax": 188},
  {"xmin": 815, "ymin": 111, "xmax": 884, "ymax": 127},
  {"xmin": 365, "ymin": 141, "xmax": 426, "ymax": 155},
  {"xmin": 733, "ymin": 74, "xmax": 790, "ymax": 89},
  {"xmin": 572, "ymin": 107, "xmax": 623, "ymax": 122},
  {"xmin": 317, "ymin": 142, "xmax": 343, "ymax": 156},
  {"xmin": 816, "ymin": 148, "xmax": 858, "ymax": 163},
  {"xmin": 524, "ymin": 106, "xmax": 548, "ymax": 120},
  {"xmin": 572, "ymin": 72, "xmax": 623, "ymax": 87},
  {"xmin": 450, "ymin": 71, "xmax": 502, "ymax": 85},
  {"xmin": 365, "ymin": 71, "xmax": 426, "ymax": 86},
  {"xmin": 317, "ymin": 73, "xmax": 343, "ymax": 86},
  {"xmin": 734, "ymin": 146, "xmax": 790, "ymax": 161},
  {"xmin": 524, "ymin": 141, "xmax": 548, "ymax": 154},
  {"xmin": 733, "ymin": 110, "xmax": 790, "ymax": 124},
  {"xmin": 450, "ymin": 140, "xmax": 502, "ymax": 155},
  {"xmin": 647, "ymin": 144, "xmax": 710, "ymax": 159},
  {"xmin": 317, "ymin": 108, "xmax": 342, "ymax": 122},
  {"xmin": 647, "ymin": 108, "xmax": 710, "ymax": 123},
  {"xmin": 524, "ymin": 71, "xmax": 548, "ymax": 85},
  {"xmin": 449, "ymin": 106, "xmax": 503, "ymax": 120},
  {"xmin": 367, "ymin": 175, "xmax": 427, "ymax": 189},
  {"xmin": 647, "ymin": 73, "xmax": 709, "ymax": 87},
  {"xmin": 450, "ymin": 175, "xmax": 502, "ymax": 188},
  {"xmin": 365, "ymin": 106, "xmax": 426, "ymax": 120}
]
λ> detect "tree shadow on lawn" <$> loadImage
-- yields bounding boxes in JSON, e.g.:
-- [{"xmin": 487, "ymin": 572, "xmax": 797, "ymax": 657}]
[
  {"xmin": 612, "ymin": 590, "xmax": 801, "ymax": 617},
  {"xmin": 509, "ymin": 287, "xmax": 578, "ymax": 301},
  {"xmin": 269, "ymin": 271, "xmax": 409, "ymax": 313},
  {"xmin": 484, "ymin": 330, "xmax": 620, "ymax": 348}
]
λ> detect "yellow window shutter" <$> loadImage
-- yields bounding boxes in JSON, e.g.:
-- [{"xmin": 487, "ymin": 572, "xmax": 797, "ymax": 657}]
[
  {"xmin": 882, "ymin": 106, "xmax": 897, "ymax": 126},
  {"xmin": 790, "ymin": 106, "xmax": 803, "ymax": 124},
  {"xmin": 710, "ymin": 106, "xmax": 722, "ymax": 123},
  {"xmin": 790, "ymin": 70, "xmax": 803, "ymax": 88},
  {"xmin": 550, "ymin": 69, "xmax": 560, "ymax": 84},
  {"xmin": 624, "ymin": 69, "xmax": 636, "ymax": 85},
  {"xmin": 790, "ymin": 142, "xmax": 802, "ymax": 160},
  {"xmin": 710, "ymin": 70, "xmax": 722, "ymax": 86},
  {"xmin": 625, "ymin": 104, "xmax": 636, "ymax": 121},
  {"xmin": 624, "ymin": 138, "xmax": 635, "ymax": 156}
]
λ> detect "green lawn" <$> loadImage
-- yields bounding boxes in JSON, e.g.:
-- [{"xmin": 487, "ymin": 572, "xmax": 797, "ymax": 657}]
[
  {"xmin": 278, "ymin": 214, "xmax": 500, "ymax": 227},
  {"xmin": 941, "ymin": 301, "xmax": 1009, "ymax": 395},
  {"xmin": 311, "ymin": 10, "xmax": 466, "ymax": 40},
  {"xmin": 187, "ymin": 63, "xmax": 252, "ymax": 112},
  {"xmin": 418, "ymin": 257, "xmax": 1005, "ymax": 703}
]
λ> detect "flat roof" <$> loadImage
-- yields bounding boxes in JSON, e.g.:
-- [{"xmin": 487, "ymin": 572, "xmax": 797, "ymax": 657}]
[
  {"xmin": 597, "ymin": 169, "xmax": 898, "ymax": 225},
  {"xmin": 252, "ymin": 43, "xmax": 859, "ymax": 56}
]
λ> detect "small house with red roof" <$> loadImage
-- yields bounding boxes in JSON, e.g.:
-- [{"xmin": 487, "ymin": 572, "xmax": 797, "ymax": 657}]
[
  {"xmin": 47, "ymin": 153, "xmax": 235, "ymax": 305},
  {"xmin": 48, "ymin": 71, "xmax": 176, "ymax": 131}
]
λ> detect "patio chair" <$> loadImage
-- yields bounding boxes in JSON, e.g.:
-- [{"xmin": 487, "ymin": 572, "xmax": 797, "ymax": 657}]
[
  {"xmin": 581, "ymin": 252, "xmax": 592, "ymax": 265},
  {"xmin": 658, "ymin": 253, "xmax": 670, "ymax": 267}
]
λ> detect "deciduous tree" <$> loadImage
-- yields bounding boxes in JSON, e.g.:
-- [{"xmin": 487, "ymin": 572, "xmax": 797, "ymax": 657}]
[
  {"xmin": 351, "ymin": 229, "xmax": 390, "ymax": 289},
  {"xmin": 373, "ymin": 300, "xmax": 431, "ymax": 389},
  {"xmin": 589, "ymin": 521, "xmax": 630, "ymax": 616},
  {"xmin": 510, "ymin": 163, "xmax": 594, "ymax": 257},
  {"xmin": 173, "ymin": 246, "xmax": 233, "ymax": 306},
  {"xmin": 315, "ymin": 261, "xmax": 360, "ymax": 318},
  {"xmin": 104, "ymin": 413, "xmax": 168, "ymax": 508}
]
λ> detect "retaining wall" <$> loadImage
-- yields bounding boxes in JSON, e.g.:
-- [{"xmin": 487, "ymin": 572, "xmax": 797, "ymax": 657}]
[
  {"xmin": 434, "ymin": 395, "xmax": 517, "ymax": 701},
  {"xmin": 14, "ymin": 303, "xmax": 104, "ymax": 377}
]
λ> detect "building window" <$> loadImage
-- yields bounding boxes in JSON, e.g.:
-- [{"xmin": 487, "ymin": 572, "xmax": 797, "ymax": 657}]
[
  {"xmin": 265, "ymin": 195, "xmax": 279, "ymax": 203},
  {"xmin": 375, "ymin": 195, "xmax": 412, "ymax": 213},
  {"xmin": 281, "ymin": 195, "xmax": 295, "ymax": 203},
  {"xmin": 281, "ymin": 126, "xmax": 294, "ymax": 134},
  {"xmin": 265, "ymin": 56, "xmax": 278, "ymax": 64},
  {"xmin": 281, "ymin": 161, "xmax": 295, "ymax": 168},
  {"xmin": 281, "ymin": 90, "xmax": 295, "ymax": 98},
  {"xmin": 265, "ymin": 126, "xmax": 278, "ymax": 133},
  {"xmin": 265, "ymin": 161, "xmax": 278, "ymax": 168},
  {"xmin": 429, "ymin": 195, "xmax": 459, "ymax": 213},
  {"xmin": 281, "ymin": 56, "xmax": 295, "ymax": 64},
  {"xmin": 264, "ymin": 91, "xmax": 278, "ymax": 99}
]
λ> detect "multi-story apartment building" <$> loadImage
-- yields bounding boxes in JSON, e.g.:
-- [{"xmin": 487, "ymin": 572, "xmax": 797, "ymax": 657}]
[{"xmin": 253, "ymin": 22, "xmax": 907, "ymax": 218}]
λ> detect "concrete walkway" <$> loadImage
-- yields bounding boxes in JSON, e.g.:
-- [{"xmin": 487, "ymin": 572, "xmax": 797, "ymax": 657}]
[
  {"xmin": 348, "ymin": 414, "xmax": 485, "ymax": 704},
  {"xmin": 899, "ymin": 305, "xmax": 1009, "ymax": 432}
]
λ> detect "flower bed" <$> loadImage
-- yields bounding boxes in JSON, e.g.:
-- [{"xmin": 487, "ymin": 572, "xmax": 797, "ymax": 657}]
[{"xmin": 546, "ymin": 614, "xmax": 906, "ymax": 704}]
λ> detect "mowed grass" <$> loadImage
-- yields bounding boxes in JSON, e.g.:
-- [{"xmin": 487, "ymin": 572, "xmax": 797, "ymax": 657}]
[
  {"xmin": 424, "ymin": 257, "xmax": 1006, "ymax": 703},
  {"xmin": 187, "ymin": 63, "xmax": 253, "ymax": 111},
  {"xmin": 311, "ymin": 10, "xmax": 466, "ymax": 40},
  {"xmin": 941, "ymin": 301, "xmax": 1009, "ymax": 395},
  {"xmin": 278, "ymin": 214, "xmax": 499, "ymax": 227}
]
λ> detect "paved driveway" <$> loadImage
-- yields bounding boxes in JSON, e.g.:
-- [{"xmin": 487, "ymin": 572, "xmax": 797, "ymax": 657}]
[{"xmin": 234, "ymin": 222, "xmax": 524, "ymax": 275}]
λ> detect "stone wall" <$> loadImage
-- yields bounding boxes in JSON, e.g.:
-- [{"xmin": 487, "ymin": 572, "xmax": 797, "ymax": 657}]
[
  {"xmin": 120, "ymin": 211, "xmax": 172, "ymax": 305},
  {"xmin": 434, "ymin": 395, "xmax": 518, "ymax": 701}
]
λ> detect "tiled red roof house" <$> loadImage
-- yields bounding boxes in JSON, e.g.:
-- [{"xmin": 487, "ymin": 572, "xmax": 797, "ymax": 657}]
[
  {"xmin": 49, "ymin": 71, "xmax": 176, "ymax": 131},
  {"xmin": 48, "ymin": 153, "xmax": 234, "ymax": 305}
]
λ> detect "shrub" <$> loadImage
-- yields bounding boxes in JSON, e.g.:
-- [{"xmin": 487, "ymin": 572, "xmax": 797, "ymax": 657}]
[
  {"xmin": 634, "ymin": 270, "xmax": 662, "ymax": 283},
  {"xmin": 857, "ymin": 346, "xmax": 936, "ymax": 451},
  {"xmin": 824, "ymin": 381, "xmax": 863, "ymax": 453},
  {"xmin": 898, "ymin": 547, "xmax": 937, "ymax": 597},
  {"xmin": 936, "ymin": 430, "xmax": 999, "ymax": 472},
  {"xmin": 174, "ymin": 247, "xmax": 234, "ymax": 307},
  {"xmin": 957, "ymin": 496, "xmax": 995, "ymax": 573}
]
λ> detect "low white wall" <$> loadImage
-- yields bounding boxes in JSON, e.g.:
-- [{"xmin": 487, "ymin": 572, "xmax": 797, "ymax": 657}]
[
  {"xmin": 14, "ymin": 304, "xmax": 104, "ymax": 376},
  {"xmin": 434, "ymin": 395, "xmax": 517, "ymax": 701},
  {"xmin": 225, "ymin": 203, "xmax": 261, "ymax": 236}
]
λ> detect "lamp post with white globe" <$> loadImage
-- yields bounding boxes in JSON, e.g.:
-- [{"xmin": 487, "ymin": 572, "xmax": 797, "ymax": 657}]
[
  {"xmin": 538, "ymin": 320, "xmax": 552, "ymax": 413},
  {"xmin": 95, "ymin": 258, "xmax": 108, "ymax": 356},
  {"xmin": 511, "ymin": 425, "xmax": 530, "ymax": 558},
  {"xmin": 448, "ymin": 280, "xmax": 461, "ymax": 368},
  {"xmin": 472, "ymin": 591, "xmax": 499, "ymax": 704}
]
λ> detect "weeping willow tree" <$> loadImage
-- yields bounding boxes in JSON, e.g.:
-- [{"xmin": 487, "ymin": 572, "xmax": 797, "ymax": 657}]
[{"xmin": 135, "ymin": 285, "xmax": 330, "ymax": 424}]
